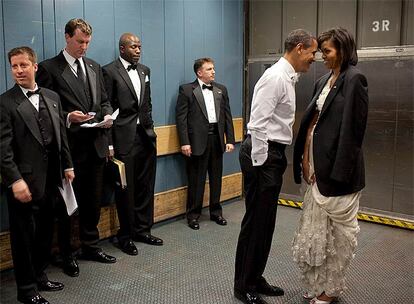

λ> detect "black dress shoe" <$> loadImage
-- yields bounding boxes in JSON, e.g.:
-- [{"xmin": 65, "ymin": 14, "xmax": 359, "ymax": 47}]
[
  {"xmin": 134, "ymin": 234, "xmax": 163, "ymax": 246},
  {"xmin": 18, "ymin": 294, "xmax": 50, "ymax": 304},
  {"xmin": 257, "ymin": 278, "xmax": 284, "ymax": 296},
  {"xmin": 188, "ymin": 219, "xmax": 200, "ymax": 230},
  {"xmin": 119, "ymin": 240, "xmax": 138, "ymax": 255},
  {"xmin": 62, "ymin": 257, "xmax": 79, "ymax": 277},
  {"xmin": 80, "ymin": 250, "xmax": 117, "ymax": 263},
  {"xmin": 38, "ymin": 280, "xmax": 64, "ymax": 292},
  {"xmin": 210, "ymin": 215, "xmax": 227, "ymax": 226},
  {"xmin": 234, "ymin": 290, "xmax": 269, "ymax": 304}
]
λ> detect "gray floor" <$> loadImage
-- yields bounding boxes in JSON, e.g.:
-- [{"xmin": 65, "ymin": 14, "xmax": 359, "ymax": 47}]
[{"xmin": 1, "ymin": 200, "xmax": 413, "ymax": 304}]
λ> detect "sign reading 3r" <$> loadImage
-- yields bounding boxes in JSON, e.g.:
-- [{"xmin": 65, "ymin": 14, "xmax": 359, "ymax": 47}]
[{"xmin": 372, "ymin": 20, "xmax": 390, "ymax": 32}]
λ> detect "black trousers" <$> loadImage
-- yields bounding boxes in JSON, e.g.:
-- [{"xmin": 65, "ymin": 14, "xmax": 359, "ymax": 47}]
[
  {"xmin": 234, "ymin": 136, "xmax": 287, "ymax": 292},
  {"xmin": 8, "ymin": 163, "xmax": 59, "ymax": 300},
  {"xmin": 186, "ymin": 133, "xmax": 223, "ymax": 221},
  {"xmin": 115, "ymin": 125, "xmax": 156, "ymax": 242},
  {"xmin": 71, "ymin": 145, "xmax": 106, "ymax": 249}
]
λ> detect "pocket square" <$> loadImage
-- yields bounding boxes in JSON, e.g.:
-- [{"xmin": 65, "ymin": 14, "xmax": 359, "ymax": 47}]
[{"xmin": 145, "ymin": 75, "xmax": 150, "ymax": 82}]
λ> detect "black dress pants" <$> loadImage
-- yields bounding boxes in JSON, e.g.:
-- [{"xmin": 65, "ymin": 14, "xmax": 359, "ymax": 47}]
[
  {"xmin": 186, "ymin": 133, "xmax": 223, "ymax": 221},
  {"xmin": 234, "ymin": 136, "xmax": 287, "ymax": 292},
  {"xmin": 115, "ymin": 125, "xmax": 156, "ymax": 242},
  {"xmin": 8, "ymin": 171, "xmax": 59, "ymax": 300}
]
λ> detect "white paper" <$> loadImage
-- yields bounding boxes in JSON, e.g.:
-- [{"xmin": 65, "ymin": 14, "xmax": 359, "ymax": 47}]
[
  {"xmin": 58, "ymin": 179, "xmax": 78, "ymax": 216},
  {"xmin": 80, "ymin": 109, "xmax": 119, "ymax": 128}
]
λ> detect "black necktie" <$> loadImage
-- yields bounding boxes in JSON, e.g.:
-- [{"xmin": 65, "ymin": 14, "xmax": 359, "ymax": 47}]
[
  {"xmin": 26, "ymin": 88, "xmax": 41, "ymax": 97},
  {"xmin": 127, "ymin": 64, "xmax": 137, "ymax": 71},
  {"xmin": 75, "ymin": 59, "xmax": 86, "ymax": 84},
  {"xmin": 202, "ymin": 84, "xmax": 213, "ymax": 91}
]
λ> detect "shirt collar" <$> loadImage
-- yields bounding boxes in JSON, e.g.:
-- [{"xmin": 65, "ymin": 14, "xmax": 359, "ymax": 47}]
[
  {"xmin": 279, "ymin": 57, "xmax": 299, "ymax": 83},
  {"xmin": 63, "ymin": 49, "xmax": 82, "ymax": 67},
  {"xmin": 20, "ymin": 84, "xmax": 39, "ymax": 96},
  {"xmin": 119, "ymin": 56, "xmax": 134, "ymax": 70},
  {"xmin": 197, "ymin": 78, "xmax": 212, "ymax": 88}
]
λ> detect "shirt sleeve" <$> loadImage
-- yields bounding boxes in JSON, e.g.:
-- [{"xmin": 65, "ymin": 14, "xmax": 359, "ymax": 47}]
[{"xmin": 248, "ymin": 75, "xmax": 281, "ymax": 166}]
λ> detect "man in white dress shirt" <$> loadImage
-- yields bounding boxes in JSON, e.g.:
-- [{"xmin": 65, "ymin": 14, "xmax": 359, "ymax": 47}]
[{"xmin": 234, "ymin": 29, "xmax": 318, "ymax": 304}]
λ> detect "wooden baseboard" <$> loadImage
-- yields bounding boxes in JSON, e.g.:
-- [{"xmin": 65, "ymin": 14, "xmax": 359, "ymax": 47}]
[{"xmin": 0, "ymin": 173, "xmax": 242, "ymax": 271}]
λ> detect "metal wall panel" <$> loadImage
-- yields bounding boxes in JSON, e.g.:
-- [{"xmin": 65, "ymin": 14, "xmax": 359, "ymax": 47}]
[
  {"xmin": 0, "ymin": 1, "xmax": 6, "ymax": 94},
  {"xmin": 249, "ymin": 0, "xmax": 282, "ymax": 56},
  {"xmin": 41, "ymin": 0, "xmax": 57, "ymax": 61},
  {"xmin": 54, "ymin": 0, "xmax": 84, "ymax": 52},
  {"xmin": 358, "ymin": 0, "xmax": 402, "ymax": 47},
  {"xmin": 318, "ymin": 0, "xmax": 357, "ymax": 36},
  {"xmin": 402, "ymin": 0, "xmax": 414, "ymax": 45},
  {"xmin": 282, "ymin": 0, "xmax": 317, "ymax": 43}
]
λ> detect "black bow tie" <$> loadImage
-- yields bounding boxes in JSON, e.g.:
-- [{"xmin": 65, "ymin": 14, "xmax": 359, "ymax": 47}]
[
  {"xmin": 26, "ymin": 88, "xmax": 41, "ymax": 97},
  {"xmin": 202, "ymin": 84, "xmax": 213, "ymax": 91},
  {"xmin": 127, "ymin": 64, "xmax": 137, "ymax": 71}
]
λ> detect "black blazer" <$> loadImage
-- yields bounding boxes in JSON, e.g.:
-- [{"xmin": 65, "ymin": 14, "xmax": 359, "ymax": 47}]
[
  {"xmin": 293, "ymin": 65, "xmax": 369, "ymax": 196},
  {"xmin": 175, "ymin": 80, "xmax": 235, "ymax": 156},
  {"xmin": 103, "ymin": 59, "xmax": 156, "ymax": 155},
  {"xmin": 0, "ymin": 85, "xmax": 73, "ymax": 201},
  {"xmin": 36, "ymin": 52, "xmax": 113, "ymax": 159}
]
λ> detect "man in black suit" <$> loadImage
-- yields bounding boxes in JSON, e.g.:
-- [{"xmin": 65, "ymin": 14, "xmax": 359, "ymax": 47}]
[
  {"xmin": 0, "ymin": 46, "xmax": 74, "ymax": 304},
  {"xmin": 36, "ymin": 18, "xmax": 116, "ymax": 276},
  {"xmin": 102, "ymin": 33, "xmax": 163, "ymax": 255},
  {"xmin": 176, "ymin": 58, "xmax": 235, "ymax": 230}
]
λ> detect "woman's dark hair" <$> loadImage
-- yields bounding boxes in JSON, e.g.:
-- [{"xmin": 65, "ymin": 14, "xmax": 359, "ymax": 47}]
[{"xmin": 318, "ymin": 28, "xmax": 358, "ymax": 71}]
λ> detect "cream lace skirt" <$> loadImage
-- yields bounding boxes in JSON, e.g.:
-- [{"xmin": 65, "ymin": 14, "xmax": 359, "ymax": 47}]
[{"xmin": 292, "ymin": 131, "xmax": 360, "ymax": 297}]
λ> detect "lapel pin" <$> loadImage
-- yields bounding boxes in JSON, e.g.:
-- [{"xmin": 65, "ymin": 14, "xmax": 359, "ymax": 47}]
[{"xmin": 53, "ymin": 104, "xmax": 57, "ymax": 107}]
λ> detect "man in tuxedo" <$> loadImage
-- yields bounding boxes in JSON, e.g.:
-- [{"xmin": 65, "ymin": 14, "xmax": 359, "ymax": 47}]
[
  {"xmin": 176, "ymin": 58, "xmax": 235, "ymax": 230},
  {"xmin": 102, "ymin": 33, "xmax": 163, "ymax": 255},
  {"xmin": 36, "ymin": 18, "xmax": 116, "ymax": 276},
  {"xmin": 0, "ymin": 46, "xmax": 74, "ymax": 304}
]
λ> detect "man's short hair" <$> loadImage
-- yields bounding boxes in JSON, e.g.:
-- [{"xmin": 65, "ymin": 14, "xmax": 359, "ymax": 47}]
[
  {"xmin": 65, "ymin": 18, "xmax": 92, "ymax": 37},
  {"xmin": 318, "ymin": 27, "xmax": 358, "ymax": 71},
  {"xmin": 8, "ymin": 46, "xmax": 37, "ymax": 64},
  {"xmin": 193, "ymin": 57, "xmax": 214, "ymax": 75},
  {"xmin": 284, "ymin": 29, "xmax": 315, "ymax": 53}
]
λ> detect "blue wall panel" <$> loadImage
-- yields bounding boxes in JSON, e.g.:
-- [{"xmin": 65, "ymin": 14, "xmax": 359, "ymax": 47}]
[
  {"xmin": 142, "ymin": 0, "xmax": 166, "ymax": 126},
  {"xmin": 165, "ymin": 0, "xmax": 185, "ymax": 125},
  {"xmin": 0, "ymin": 1, "xmax": 6, "ymax": 94},
  {"xmin": 3, "ymin": 0, "xmax": 43, "ymax": 88},
  {"xmin": 41, "ymin": 0, "xmax": 57, "ymax": 61},
  {"xmin": 84, "ymin": 0, "xmax": 115, "ymax": 65},
  {"xmin": 0, "ymin": 0, "xmax": 243, "ymax": 194},
  {"xmin": 113, "ymin": 0, "xmax": 142, "ymax": 58},
  {"xmin": 54, "ymin": 0, "xmax": 84, "ymax": 52}
]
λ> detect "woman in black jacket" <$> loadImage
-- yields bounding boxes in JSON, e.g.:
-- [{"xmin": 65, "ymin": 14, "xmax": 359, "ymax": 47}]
[{"xmin": 292, "ymin": 28, "xmax": 369, "ymax": 304}]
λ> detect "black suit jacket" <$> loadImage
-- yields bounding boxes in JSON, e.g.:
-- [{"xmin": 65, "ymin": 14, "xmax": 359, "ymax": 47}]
[
  {"xmin": 36, "ymin": 51, "xmax": 112, "ymax": 160},
  {"xmin": 103, "ymin": 59, "xmax": 156, "ymax": 155},
  {"xmin": 0, "ymin": 85, "xmax": 73, "ymax": 201},
  {"xmin": 175, "ymin": 80, "xmax": 235, "ymax": 156},
  {"xmin": 293, "ymin": 65, "xmax": 369, "ymax": 196}
]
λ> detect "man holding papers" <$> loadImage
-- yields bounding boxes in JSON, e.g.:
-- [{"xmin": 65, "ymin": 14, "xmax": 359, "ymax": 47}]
[
  {"xmin": 36, "ymin": 18, "xmax": 116, "ymax": 276},
  {"xmin": 103, "ymin": 33, "xmax": 162, "ymax": 256},
  {"xmin": 0, "ymin": 46, "xmax": 74, "ymax": 304}
]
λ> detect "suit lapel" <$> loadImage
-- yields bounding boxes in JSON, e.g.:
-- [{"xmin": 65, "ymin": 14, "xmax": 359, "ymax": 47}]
[
  {"xmin": 42, "ymin": 92, "xmax": 61, "ymax": 151},
  {"xmin": 319, "ymin": 72, "xmax": 345, "ymax": 118},
  {"xmin": 212, "ymin": 85, "xmax": 221, "ymax": 122},
  {"xmin": 136, "ymin": 65, "xmax": 146, "ymax": 106},
  {"xmin": 84, "ymin": 59, "xmax": 97, "ymax": 107},
  {"xmin": 61, "ymin": 64, "xmax": 89, "ymax": 112},
  {"xmin": 116, "ymin": 59, "xmax": 139, "ymax": 103},
  {"xmin": 13, "ymin": 86, "xmax": 43, "ymax": 146},
  {"xmin": 193, "ymin": 82, "xmax": 208, "ymax": 120}
]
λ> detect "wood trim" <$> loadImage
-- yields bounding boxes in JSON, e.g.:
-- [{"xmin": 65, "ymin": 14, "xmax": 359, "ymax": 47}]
[
  {"xmin": 155, "ymin": 118, "xmax": 243, "ymax": 156},
  {"xmin": 0, "ymin": 173, "xmax": 242, "ymax": 271}
]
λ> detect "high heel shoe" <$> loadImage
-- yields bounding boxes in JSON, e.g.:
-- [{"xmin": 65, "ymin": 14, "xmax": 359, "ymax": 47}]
[{"xmin": 303, "ymin": 292, "xmax": 315, "ymax": 300}]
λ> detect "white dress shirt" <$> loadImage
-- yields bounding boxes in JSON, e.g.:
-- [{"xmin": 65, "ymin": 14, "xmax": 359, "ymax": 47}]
[
  {"xmin": 63, "ymin": 49, "xmax": 86, "ymax": 78},
  {"xmin": 198, "ymin": 79, "xmax": 217, "ymax": 123},
  {"xmin": 119, "ymin": 57, "xmax": 141, "ymax": 124},
  {"xmin": 20, "ymin": 84, "xmax": 40, "ymax": 111},
  {"xmin": 247, "ymin": 57, "xmax": 298, "ymax": 166}
]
